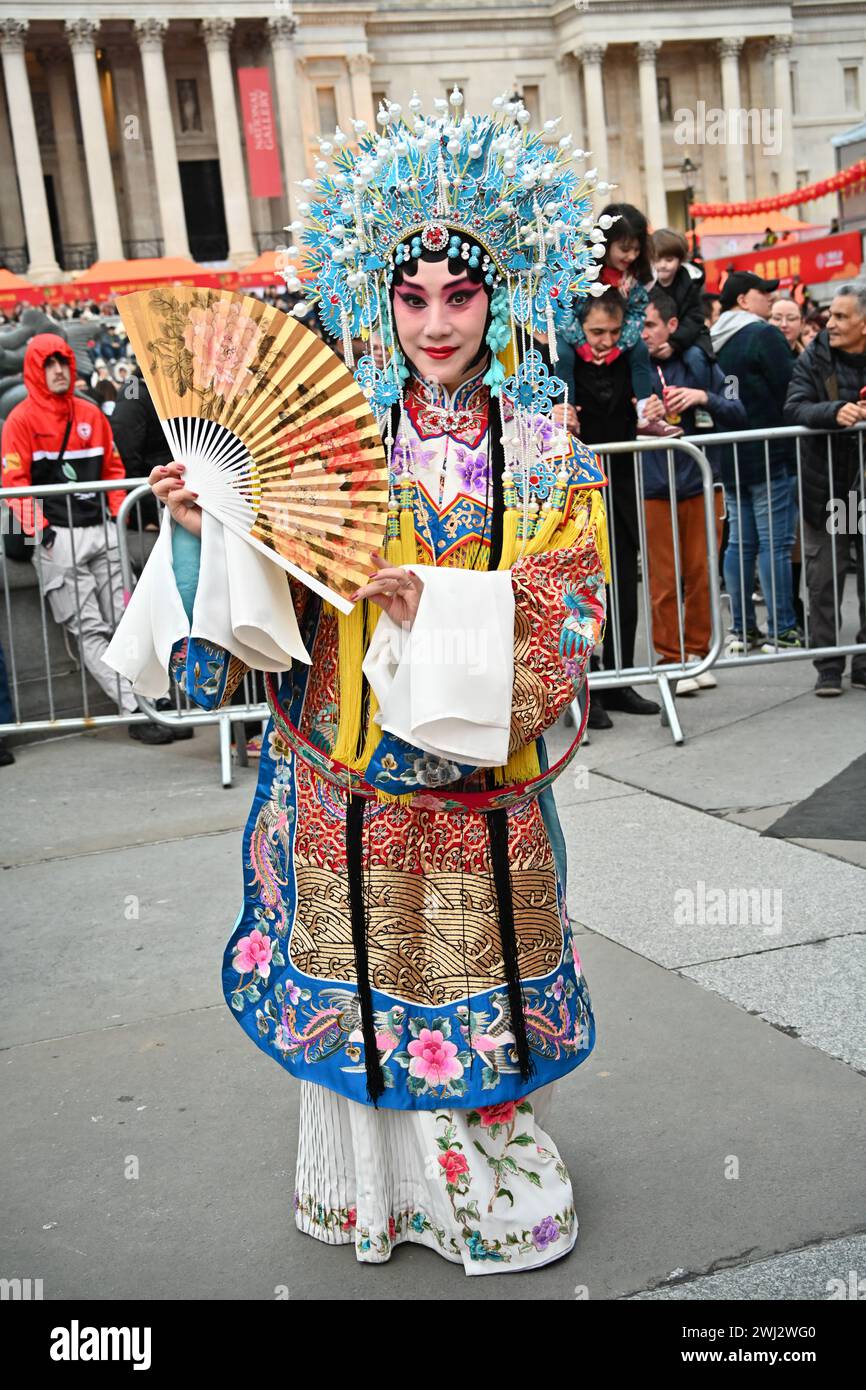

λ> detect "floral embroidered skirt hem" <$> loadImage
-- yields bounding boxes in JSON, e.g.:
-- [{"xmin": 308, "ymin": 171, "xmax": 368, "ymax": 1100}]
[{"xmin": 293, "ymin": 1079, "xmax": 578, "ymax": 1274}]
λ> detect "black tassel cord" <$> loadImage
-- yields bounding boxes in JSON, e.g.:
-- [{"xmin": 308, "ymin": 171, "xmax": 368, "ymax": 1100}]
[
  {"xmin": 346, "ymin": 792, "xmax": 386, "ymax": 1103},
  {"xmin": 487, "ymin": 808, "xmax": 536, "ymax": 1082}
]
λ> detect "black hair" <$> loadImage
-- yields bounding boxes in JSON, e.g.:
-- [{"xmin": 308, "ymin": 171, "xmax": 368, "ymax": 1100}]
[
  {"xmin": 647, "ymin": 286, "xmax": 678, "ymax": 322},
  {"xmin": 600, "ymin": 201, "xmax": 652, "ymax": 284},
  {"xmin": 580, "ymin": 287, "xmax": 625, "ymax": 322}
]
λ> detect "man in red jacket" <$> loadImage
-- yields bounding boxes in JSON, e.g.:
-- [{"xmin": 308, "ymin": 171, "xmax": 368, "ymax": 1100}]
[{"xmin": 1, "ymin": 333, "xmax": 173, "ymax": 744}]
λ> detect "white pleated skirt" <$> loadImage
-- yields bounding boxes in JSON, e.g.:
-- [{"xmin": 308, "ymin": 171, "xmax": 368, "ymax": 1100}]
[{"xmin": 293, "ymin": 1080, "xmax": 578, "ymax": 1274}]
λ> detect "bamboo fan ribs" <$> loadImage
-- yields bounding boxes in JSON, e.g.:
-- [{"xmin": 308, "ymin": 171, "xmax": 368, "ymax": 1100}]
[{"xmin": 117, "ymin": 287, "xmax": 389, "ymax": 612}]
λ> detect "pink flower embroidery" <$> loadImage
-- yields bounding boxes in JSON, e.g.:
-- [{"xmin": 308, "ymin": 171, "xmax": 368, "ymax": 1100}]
[
  {"xmin": 233, "ymin": 928, "xmax": 273, "ymax": 980},
  {"xmin": 438, "ymin": 1149, "xmax": 470, "ymax": 1184},
  {"xmin": 341, "ymin": 1207, "xmax": 357, "ymax": 1231},
  {"xmin": 387, "ymin": 1216, "xmax": 396, "ymax": 1240},
  {"xmin": 477, "ymin": 1099, "xmax": 521, "ymax": 1128},
  {"xmin": 407, "ymin": 1028, "xmax": 464, "ymax": 1087},
  {"xmin": 572, "ymin": 940, "xmax": 582, "ymax": 977}
]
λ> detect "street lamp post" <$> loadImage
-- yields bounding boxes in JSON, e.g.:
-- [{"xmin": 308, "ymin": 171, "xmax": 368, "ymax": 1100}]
[{"xmin": 680, "ymin": 155, "xmax": 699, "ymax": 234}]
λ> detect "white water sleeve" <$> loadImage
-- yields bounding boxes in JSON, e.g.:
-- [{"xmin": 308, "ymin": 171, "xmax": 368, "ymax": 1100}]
[
  {"xmin": 104, "ymin": 509, "xmax": 310, "ymax": 699},
  {"xmin": 362, "ymin": 565, "xmax": 514, "ymax": 766}
]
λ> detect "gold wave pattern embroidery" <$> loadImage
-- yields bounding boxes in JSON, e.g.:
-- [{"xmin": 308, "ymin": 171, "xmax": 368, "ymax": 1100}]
[{"xmin": 289, "ymin": 863, "xmax": 563, "ymax": 1006}]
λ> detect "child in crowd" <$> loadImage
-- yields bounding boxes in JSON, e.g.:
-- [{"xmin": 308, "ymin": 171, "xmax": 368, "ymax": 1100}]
[
  {"xmin": 649, "ymin": 228, "xmax": 716, "ymax": 367},
  {"xmin": 561, "ymin": 202, "xmax": 670, "ymax": 436}
]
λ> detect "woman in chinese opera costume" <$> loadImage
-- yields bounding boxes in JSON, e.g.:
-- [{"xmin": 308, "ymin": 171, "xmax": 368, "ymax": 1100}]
[{"xmin": 118, "ymin": 90, "xmax": 613, "ymax": 1274}]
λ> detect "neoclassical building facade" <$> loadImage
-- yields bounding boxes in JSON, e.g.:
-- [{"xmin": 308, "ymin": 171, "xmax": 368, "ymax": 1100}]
[{"xmin": 0, "ymin": 1, "xmax": 863, "ymax": 279}]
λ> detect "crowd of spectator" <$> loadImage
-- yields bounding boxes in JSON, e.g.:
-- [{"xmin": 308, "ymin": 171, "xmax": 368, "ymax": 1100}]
[{"xmin": 1, "ymin": 241, "xmax": 864, "ymax": 764}]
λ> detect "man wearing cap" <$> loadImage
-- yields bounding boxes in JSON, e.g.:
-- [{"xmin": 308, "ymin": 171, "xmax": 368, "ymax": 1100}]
[{"xmin": 710, "ymin": 272, "xmax": 800, "ymax": 652}]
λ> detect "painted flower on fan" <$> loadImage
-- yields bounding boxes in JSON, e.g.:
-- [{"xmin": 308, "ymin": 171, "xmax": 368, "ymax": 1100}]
[
  {"xmin": 502, "ymin": 350, "xmax": 565, "ymax": 416},
  {"xmin": 233, "ymin": 927, "xmax": 274, "ymax": 980},
  {"xmin": 407, "ymin": 1028, "xmax": 464, "ymax": 1086},
  {"xmin": 184, "ymin": 299, "xmax": 261, "ymax": 399}
]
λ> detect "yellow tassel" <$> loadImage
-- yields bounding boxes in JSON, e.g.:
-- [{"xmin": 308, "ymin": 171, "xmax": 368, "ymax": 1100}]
[
  {"xmin": 400, "ymin": 503, "xmax": 417, "ymax": 566},
  {"xmin": 493, "ymin": 738, "xmax": 542, "ymax": 786},
  {"xmin": 498, "ymin": 508, "xmax": 519, "ymax": 570},
  {"xmin": 328, "ymin": 603, "xmax": 367, "ymax": 765},
  {"xmin": 588, "ymin": 490, "xmax": 611, "ymax": 583},
  {"xmin": 375, "ymin": 787, "xmax": 415, "ymax": 804},
  {"xmin": 523, "ymin": 505, "xmax": 563, "ymax": 557}
]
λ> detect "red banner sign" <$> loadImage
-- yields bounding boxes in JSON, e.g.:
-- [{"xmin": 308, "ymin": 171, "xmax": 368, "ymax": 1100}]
[
  {"xmin": 704, "ymin": 231, "xmax": 863, "ymax": 293},
  {"xmin": 238, "ymin": 67, "xmax": 283, "ymax": 200}
]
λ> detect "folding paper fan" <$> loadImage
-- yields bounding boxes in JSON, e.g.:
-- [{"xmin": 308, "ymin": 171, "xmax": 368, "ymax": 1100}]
[{"xmin": 116, "ymin": 287, "xmax": 389, "ymax": 613}]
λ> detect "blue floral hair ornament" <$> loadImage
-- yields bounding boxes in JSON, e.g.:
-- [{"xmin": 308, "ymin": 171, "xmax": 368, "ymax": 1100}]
[
  {"xmin": 283, "ymin": 89, "xmax": 614, "ymax": 417},
  {"xmin": 502, "ymin": 349, "xmax": 565, "ymax": 416}
]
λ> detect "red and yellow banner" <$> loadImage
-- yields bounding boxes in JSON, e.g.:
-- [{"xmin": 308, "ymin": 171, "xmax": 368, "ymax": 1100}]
[
  {"xmin": 703, "ymin": 231, "xmax": 863, "ymax": 292},
  {"xmin": 238, "ymin": 67, "xmax": 283, "ymax": 200}
]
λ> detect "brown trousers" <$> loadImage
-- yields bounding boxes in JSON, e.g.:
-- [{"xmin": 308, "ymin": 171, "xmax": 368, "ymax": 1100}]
[{"xmin": 644, "ymin": 493, "xmax": 717, "ymax": 663}]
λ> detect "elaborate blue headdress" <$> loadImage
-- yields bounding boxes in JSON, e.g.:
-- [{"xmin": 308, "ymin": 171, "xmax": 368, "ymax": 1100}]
[{"xmin": 280, "ymin": 89, "xmax": 613, "ymax": 417}]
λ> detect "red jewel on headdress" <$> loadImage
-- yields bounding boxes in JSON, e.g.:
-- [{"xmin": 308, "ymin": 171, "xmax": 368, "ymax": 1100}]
[
  {"xmin": 550, "ymin": 287, "xmax": 559, "ymax": 298},
  {"xmin": 329, "ymin": 295, "xmax": 340, "ymax": 304},
  {"xmin": 421, "ymin": 222, "xmax": 449, "ymax": 252}
]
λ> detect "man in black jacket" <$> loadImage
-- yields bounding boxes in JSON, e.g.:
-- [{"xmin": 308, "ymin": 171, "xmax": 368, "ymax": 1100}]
[
  {"xmin": 110, "ymin": 370, "xmax": 166, "ymax": 530},
  {"xmin": 563, "ymin": 290, "xmax": 666, "ymax": 725},
  {"xmin": 783, "ymin": 283, "xmax": 866, "ymax": 696},
  {"xmin": 710, "ymin": 271, "xmax": 799, "ymax": 651}
]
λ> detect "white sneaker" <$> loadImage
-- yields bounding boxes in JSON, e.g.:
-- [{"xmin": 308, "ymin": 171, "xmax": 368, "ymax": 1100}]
[
  {"xmin": 687, "ymin": 654, "xmax": 717, "ymax": 688},
  {"xmin": 675, "ymin": 675, "xmax": 701, "ymax": 695}
]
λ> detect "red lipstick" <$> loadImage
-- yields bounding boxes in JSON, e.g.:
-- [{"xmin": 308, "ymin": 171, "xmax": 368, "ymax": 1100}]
[{"xmin": 424, "ymin": 346, "xmax": 457, "ymax": 359}]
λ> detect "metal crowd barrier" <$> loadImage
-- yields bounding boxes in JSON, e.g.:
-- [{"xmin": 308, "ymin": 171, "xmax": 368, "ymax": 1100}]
[
  {"xmin": 2, "ymin": 421, "xmax": 864, "ymax": 773},
  {"xmin": 0, "ymin": 478, "xmax": 269, "ymax": 787},
  {"xmin": 571, "ymin": 422, "xmax": 866, "ymax": 744},
  {"xmin": 682, "ymin": 422, "xmax": 866, "ymax": 675}
]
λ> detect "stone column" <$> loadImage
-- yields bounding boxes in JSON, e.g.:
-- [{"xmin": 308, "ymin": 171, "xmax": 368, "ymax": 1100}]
[
  {"xmin": 769, "ymin": 35, "xmax": 795, "ymax": 194},
  {"xmin": 718, "ymin": 36, "xmax": 747, "ymax": 204},
  {"xmin": 637, "ymin": 41, "xmax": 668, "ymax": 230},
  {"xmin": 65, "ymin": 17, "xmax": 124, "ymax": 260},
  {"xmin": 0, "ymin": 66, "xmax": 27, "ymax": 255},
  {"xmin": 578, "ymin": 44, "xmax": 609, "ymax": 183},
  {"xmin": 347, "ymin": 51, "xmax": 375, "ymax": 130},
  {"xmin": 0, "ymin": 20, "xmax": 60, "ymax": 278},
  {"xmin": 556, "ymin": 53, "xmax": 584, "ymax": 152},
  {"xmin": 134, "ymin": 19, "xmax": 190, "ymax": 257},
  {"xmin": 267, "ymin": 12, "xmax": 306, "ymax": 226},
  {"xmin": 39, "ymin": 47, "xmax": 93, "ymax": 250},
  {"xmin": 109, "ymin": 45, "xmax": 156, "ymax": 245},
  {"xmin": 201, "ymin": 17, "xmax": 256, "ymax": 265}
]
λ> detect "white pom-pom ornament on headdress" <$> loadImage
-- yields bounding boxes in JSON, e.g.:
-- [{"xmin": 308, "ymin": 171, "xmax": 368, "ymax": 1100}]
[{"xmin": 281, "ymin": 90, "xmax": 613, "ymax": 418}]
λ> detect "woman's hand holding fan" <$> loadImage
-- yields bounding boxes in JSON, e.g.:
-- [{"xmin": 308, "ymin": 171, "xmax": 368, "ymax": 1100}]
[{"xmin": 150, "ymin": 461, "xmax": 202, "ymax": 537}]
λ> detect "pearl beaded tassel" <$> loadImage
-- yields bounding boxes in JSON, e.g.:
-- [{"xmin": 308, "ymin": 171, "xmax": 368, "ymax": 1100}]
[
  {"xmin": 341, "ymin": 307, "xmax": 355, "ymax": 368},
  {"xmin": 547, "ymin": 301, "xmax": 559, "ymax": 363}
]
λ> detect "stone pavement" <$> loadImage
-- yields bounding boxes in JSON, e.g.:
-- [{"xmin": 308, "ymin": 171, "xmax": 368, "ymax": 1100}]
[{"xmin": 1, "ymin": 652, "xmax": 864, "ymax": 1301}]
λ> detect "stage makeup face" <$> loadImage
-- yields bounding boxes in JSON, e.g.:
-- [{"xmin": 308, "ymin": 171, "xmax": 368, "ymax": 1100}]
[{"xmin": 392, "ymin": 256, "xmax": 490, "ymax": 395}]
